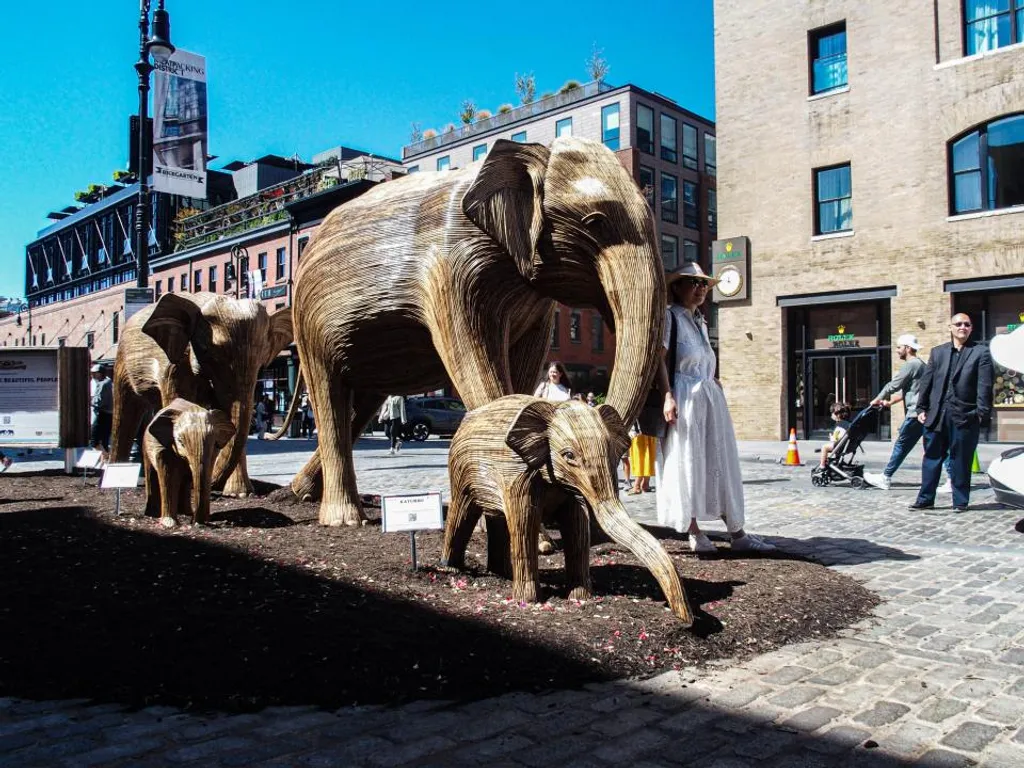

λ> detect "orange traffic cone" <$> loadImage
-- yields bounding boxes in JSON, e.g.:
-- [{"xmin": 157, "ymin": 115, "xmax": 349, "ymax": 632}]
[{"xmin": 783, "ymin": 428, "xmax": 803, "ymax": 466}]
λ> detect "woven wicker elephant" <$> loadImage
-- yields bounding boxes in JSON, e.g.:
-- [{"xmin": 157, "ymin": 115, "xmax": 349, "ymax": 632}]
[
  {"xmin": 142, "ymin": 398, "xmax": 236, "ymax": 527},
  {"xmin": 291, "ymin": 136, "xmax": 666, "ymax": 526},
  {"xmin": 442, "ymin": 396, "xmax": 692, "ymax": 624},
  {"xmin": 111, "ymin": 293, "xmax": 292, "ymax": 497}
]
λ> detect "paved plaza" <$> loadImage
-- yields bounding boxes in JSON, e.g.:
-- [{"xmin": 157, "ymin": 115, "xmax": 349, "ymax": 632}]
[{"xmin": 2, "ymin": 435, "xmax": 1023, "ymax": 766}]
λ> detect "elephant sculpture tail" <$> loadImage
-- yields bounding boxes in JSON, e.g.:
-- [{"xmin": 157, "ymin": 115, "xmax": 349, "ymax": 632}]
[{"xmin": 266, "ymin": 368, "xmax": 304, "ymax": 441}]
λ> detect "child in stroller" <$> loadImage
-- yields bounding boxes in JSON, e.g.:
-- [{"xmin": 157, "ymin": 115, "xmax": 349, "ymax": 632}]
[{"xmin": 811, "ymin": 402, "xmax": 881, "ymax": 489}]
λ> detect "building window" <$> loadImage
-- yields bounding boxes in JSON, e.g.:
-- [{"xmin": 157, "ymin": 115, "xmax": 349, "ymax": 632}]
[
  {"xmin": 708, "ymin": 188, "xmax": 718, "ymax": 229},
  {"xmin": 951, "ymin": 114, "xmax": 1024, "ymax": 214},
  {"xmin": 555, "ymin": 118, "xmax": 573, "ymax": 138},
  {"xmin": 550, "ymin": 310, "xmax": 560, "ymax": 349},
  {"xmin": 85, "ymin": 331, "xmax": 94, "ymax": 349},
  {"xmin": 276, "ymin": 247, "xmax": 286, "ymax": 280},
  {"xmin": 591, "ymin": 314, "xmax": 604, "ymax": 352},
  {"xmin": 437, "ymin": 156, "xmax": 450, "ymax": 172},
  {"xmin": 705, "ymin": 134, "xmax": 717, "ymax": 176},
  {"xmin": 814, "ymin": 163, "xmax": 853, "ymax": 234},
  {"xmin": 682, "ymin": 124, "xmax": 698, "ymax": 170},
  {"xmin": 683, "ymin": 181, "xmax": 699, "ymax": 229},
  {"xmin": 660, "ymin": 114, "xmax": 678, "ymax": 162},
  {"xmin": 639, "ymin": 165, "xmax": 656, "ymax": 209},
  {"xmin": 258, "ymin": 252, "xmax": 267, "ymax": 282},
  {"xmin": 41, "ymin": 333, "xmax": 46, "ymax": 346},
  {"xmin": 168, "ymin": 276, "xmax": 175, "ymax": 293},
  {"xmin": 965, "ymin": 0, "xmax": 1024, "ymax": 54},
  {"xmin": 155, "ymin": 280, "xmax": 162, "ymax": 298},
  {"xmin": 407, "ymin": 165, "xmax": 419, "ymax": 174},
  {"xmin": 636, "ymin": 105, "xmax": 654, "ymax": 154},
  {"xmin": 181, "ymin": 272, "xmax": 188, "ymax": 291},
  {"xmin": 569, "ymin": 310, "xmax": 582, "ymax": 343},
  {"xmin": 810, "ymin": 22, "xmax": 848, "ymax": 95},
  {"xmin": 58, "ymin": 337, "xmax": 66, "ymax": 348},
  {"xmin": 209, "ymin": 265, "xmax": 217, "ymax": 294},
  {"xmin": 601, "ymin": 104, "xmax": 620, "ymax": 150},
  {"xmin": 472, "ymin": 144, "xmax": 487, "ymax": 161},
  {"xmin": 511, "ymin": 131, "xmax": 527, "ymax": 143},
  {"xmin": 298, "ymin": 237, "xmax": 310, "ymax": 260},
  {"xmin": 661, "ymin": 234, "xmax": 679, "ymax": 269},
  {"xmin": 112, "ymin": 312, "xmax": 119, "ymax": 344},
  {"xmin": 683, "ymin": 239, "xmax": 699, "ymax": 264},
  {"xmin": 661, "ymin": 173, "xmax": 678, "ymax": 223},
  {"xmin": 194, "ymin": 269, "xmax": 202, "ymax": 291}
]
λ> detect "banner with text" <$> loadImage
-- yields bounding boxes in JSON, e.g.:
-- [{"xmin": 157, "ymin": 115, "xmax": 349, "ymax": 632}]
[
  {"xmin": 152, "ymin": 49, "xmax": 208, "ymax": 199},
  {"xmin": 0, "ymin": 350, "xmax": 60, "ymax": 445}
]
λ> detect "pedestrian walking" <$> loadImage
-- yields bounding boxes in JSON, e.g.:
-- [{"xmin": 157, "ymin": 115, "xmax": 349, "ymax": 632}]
[
  {"xmin": 864, "ymin": 335, "xmax": 926, "ymax": 489},
  {"xmin": 89, "ymin": 364, "xmax": 114, "ymax": 458},
  {"xmin": 0, "ymin": 450, "xmax": 12, "ymax": 471},
  {"xmin": 655, "ymin": 262, "xmax": 775, "ymax": 554},
  {"xmin": 299, "ymin": 392, "xmax": 314, "ymax": 438},
  {"xmin": 533, "ymin": 362, "xmax": 572, "ymax": 401},
  {"xmin": 378, "ymin": 395, "xmax": 407, "ymax": 455},
  {"xmin": 910, "ymin": 313, "xmax": 993, "ymax": 513},
  {"xmin": 254, "ymin": 397, "xmax": 268, "ymax": 440}
]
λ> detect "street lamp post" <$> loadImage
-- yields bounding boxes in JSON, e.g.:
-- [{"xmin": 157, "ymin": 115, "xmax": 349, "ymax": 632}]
[
  {"xmin": 134, "ymin": 0, "xmax": 174, "ymax": 290},
  {"xmin": 229, "ymin": 244, "xmax": 249, "ymax": 299}
]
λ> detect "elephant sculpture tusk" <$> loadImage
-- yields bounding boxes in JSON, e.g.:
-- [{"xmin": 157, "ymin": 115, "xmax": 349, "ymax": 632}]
[{"xmin": 266, "ymin": 368, "xmax": 304, "ymax": 441}]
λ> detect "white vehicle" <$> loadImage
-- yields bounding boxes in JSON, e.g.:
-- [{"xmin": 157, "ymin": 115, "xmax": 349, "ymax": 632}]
[{"xmin": 988, "ymin": 327, "xmax": 1024, "ymax": 510}]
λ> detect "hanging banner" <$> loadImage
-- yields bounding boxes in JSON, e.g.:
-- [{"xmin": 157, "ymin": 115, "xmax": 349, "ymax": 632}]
[{"xmin": 152, "ymin": 49, "xmax": 208, "ymax": 199}]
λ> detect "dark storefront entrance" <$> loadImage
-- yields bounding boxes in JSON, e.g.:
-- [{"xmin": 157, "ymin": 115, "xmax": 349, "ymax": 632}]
[{"xmin": 783, "ymin": 290, "xmax": 894, "ymax": 441}]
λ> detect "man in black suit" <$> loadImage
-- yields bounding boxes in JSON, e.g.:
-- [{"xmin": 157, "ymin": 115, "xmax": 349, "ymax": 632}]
[{"xmin": 909, "ymin": 313, "xmax": 993, "ymax": 513}]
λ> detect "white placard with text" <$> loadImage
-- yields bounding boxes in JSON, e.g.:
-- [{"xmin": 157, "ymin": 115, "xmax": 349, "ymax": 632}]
[
  {"xmin": 75, "ymin": 449, "xmax": 104, "ymax": 469},
  {"xmin": 381, "ymin": 492, "xmax": 443, "ymax": 533},
  {"xmin": 100, "ymin": 463, "xmax": 142, "ymax": 489}
]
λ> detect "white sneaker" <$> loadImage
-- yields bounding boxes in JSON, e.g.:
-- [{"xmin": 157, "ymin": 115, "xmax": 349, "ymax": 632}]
[
  {"xmin": 863, "ymin": 472, "xmax": 891, "ymax": 490},
  {"xmin": 937, "ymin": 479, "xmax": 953, "ymax": 494},
  {"xmin": 688, "ymin": 531, "xmax": 716, "ymax": 554},
  {"xmin": 396, "ymin": 440, "xmax": 402, "ymax": 453},
  {"xmin": 388, "ymin": 448, "xmax": 395, "ymax": 456},
  {"xmin": 732, "ymin": 533, "xmax": 777, "ymax": 553}
]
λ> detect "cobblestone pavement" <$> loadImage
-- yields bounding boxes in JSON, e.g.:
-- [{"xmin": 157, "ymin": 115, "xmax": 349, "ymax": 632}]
[{"xmin": 3, "ymin": 435, "xmax": 1023, "ymax": 766}]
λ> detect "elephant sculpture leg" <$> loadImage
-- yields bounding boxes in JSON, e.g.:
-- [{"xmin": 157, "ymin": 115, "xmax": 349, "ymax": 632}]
[
  {"xmin": 110, "ymin": 376, "xmax": 158, "ymax": 463},
  {"xmin": 440, "ymin": 493, "xmax": 484, "ymax": 570},
  {"xmin": 556, "ymin": 499, "xmax": 593, "ymax": 601},
  {"xmin": 503, "ymin": 477, "xmax": 542, "ymax": 603}
]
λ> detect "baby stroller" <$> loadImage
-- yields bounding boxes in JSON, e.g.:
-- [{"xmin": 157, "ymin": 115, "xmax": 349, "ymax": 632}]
[{"xmin": 810, "ymin": 404, "xmax": 881, "ymax": 489}]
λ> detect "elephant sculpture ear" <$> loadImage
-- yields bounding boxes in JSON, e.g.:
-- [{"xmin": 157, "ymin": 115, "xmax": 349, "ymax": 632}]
[
  {"xmin": 263, "ymin": 307, "xmax": 294, "ymax": 368},
  {"xmin": 505, "ymin": 399, "xmax": 557, "ymax": 469},
  {"xmin": 146, "ymin": 410, "xmax": 177, "ymax": 451},
  {"xmin": 596, "ymin": 404, "xmax": 631, "ymax": 461},
  {"xmin": 463, "ymin": 139, "xmax": 550, "ymax": 281},
  {"xmin": 142, "ymin": 294, "xmax": 203, "ymax": 363},
  {"xmin": 210, "ymin": 410, "xmax": 236, "ymax": 450}
]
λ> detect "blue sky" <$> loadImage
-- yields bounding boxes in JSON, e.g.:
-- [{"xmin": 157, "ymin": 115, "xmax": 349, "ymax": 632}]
[{"xmin": 0, "ymin": 0, "xmax": 715, "ymax": 300}]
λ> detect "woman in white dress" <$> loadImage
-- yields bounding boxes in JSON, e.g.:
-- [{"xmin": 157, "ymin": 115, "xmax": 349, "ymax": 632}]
[
  {"xmin": 655, "ymin": 262, "xmax": 775, "ymax": 554},
  {"xmin": 534, "ymin": 362, "xmax": 572, "ymax": 401}
]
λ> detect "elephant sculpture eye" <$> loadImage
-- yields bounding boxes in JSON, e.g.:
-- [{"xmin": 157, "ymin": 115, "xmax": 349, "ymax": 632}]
[
  {"xmin": 582, "ymin": 212, "xmax": 611, "ymax": 242},
  {"xmin": 560, "ymin": 448, "xmax": 579, "ymax": 464}
]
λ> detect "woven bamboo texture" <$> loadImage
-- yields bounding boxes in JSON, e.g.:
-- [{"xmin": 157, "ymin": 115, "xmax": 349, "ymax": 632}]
[
  {"xmin": 443, "ymin": 395, "xmax": 692, "ymax": 624},
  {"xmin": 141, "ymin": 398, "xmax": 235, "ymax": 527},
  {"xmin": 111, "ymin": 292, "xmax": 292, "ymax": 497},
  {"xmin": 289, "ymin": 137, "xmax": 666, "ymax": 527}
]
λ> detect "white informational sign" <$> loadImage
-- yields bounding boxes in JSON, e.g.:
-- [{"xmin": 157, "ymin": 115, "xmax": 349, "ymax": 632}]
[
  {"xmin": 152, "ymin": 49, "xmax": 208, "ymax": 199},
  {"xmin": 381, "ymin": 492, "xmax": 444, "ymax": 533},
  {"xmin": 75, "ymin": 449, "xmax": 104, "ymax": 469},
  {"xmin": 0, "ymin": 349, "xmax": 60, "ymax": 446},
  {"xmin": 124, "ymin": 287, "xmax": 155, "ymax": 323},
  {"xmin": 100, "ymin": 463, "xmax": 142, "ymax": 489}
]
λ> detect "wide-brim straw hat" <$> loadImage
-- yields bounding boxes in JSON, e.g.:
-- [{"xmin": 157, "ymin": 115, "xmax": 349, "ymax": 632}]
[{"xmin": 666, "ymin": 261, "xmax": 719, "ymax": 286}]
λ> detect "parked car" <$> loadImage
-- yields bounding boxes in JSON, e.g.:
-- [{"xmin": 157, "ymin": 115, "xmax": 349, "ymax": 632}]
[{"xmin": 402, "ymin": 396, "xmax": 467, "ymax": 441}]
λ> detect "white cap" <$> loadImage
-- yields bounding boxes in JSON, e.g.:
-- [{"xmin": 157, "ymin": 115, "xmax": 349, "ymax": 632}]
[
  {"xmin": 90, "ymin": 364, "xmax": 104, "ymax": 373},
  {"xmin": 896, "ymin": 334, "xmax": 921, "ymax": 351}
]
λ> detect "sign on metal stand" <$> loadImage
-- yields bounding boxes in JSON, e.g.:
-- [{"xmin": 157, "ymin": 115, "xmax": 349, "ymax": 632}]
[
  {"xmin": 75, "ymin": 449, "xmax": 104, "ymax": 485},
  {"xmin": 381, "ymin": 491, "xmax": 444, "ymax": 570},
  {"xmin": 100, "ymin": 463, "xmax": 142, "ymax": 516}
]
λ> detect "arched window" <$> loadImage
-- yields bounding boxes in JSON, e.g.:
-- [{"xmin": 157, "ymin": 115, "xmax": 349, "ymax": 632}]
[{"xmin": 950, "ymin": 114, "xmax": 1024, "ymax": 214}]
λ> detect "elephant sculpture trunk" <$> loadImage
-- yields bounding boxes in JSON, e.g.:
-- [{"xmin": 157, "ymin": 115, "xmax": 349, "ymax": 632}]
[
  {"xmin": 598, "ymin": 244, "xmax": 667, "ymax": 428},
  {"xmin": 212, "ymin": 397, "xmax": 255, "ymax": 497},
  {"xmin": 592, "ymin": 500, "xmax": 693, "ymax": 624}
]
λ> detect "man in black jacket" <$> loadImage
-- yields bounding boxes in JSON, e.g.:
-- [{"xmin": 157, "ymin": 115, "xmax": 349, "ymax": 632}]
[{"xmin": 909, "ymin": 313, "xmax": 993, "ymax": 513}]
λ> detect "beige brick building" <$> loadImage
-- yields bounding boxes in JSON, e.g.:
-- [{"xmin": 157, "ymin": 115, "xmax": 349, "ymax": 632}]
[{"xmin": 714, "ymin": 0, "xmax": 1024, "ymax": 443}]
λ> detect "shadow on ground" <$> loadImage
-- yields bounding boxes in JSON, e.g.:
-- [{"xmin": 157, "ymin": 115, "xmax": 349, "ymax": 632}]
[{"xmin": 767, "ymin": 536, "xmax": 922, "ymax": 567}]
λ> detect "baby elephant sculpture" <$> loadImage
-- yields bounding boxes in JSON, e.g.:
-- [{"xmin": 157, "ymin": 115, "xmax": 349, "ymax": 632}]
[
  {"xmin": 142, "ymin": 398, "xmax": 236, "ymax": 528},
  {"xmin": 443, "ymin": 396, "xmax": 692, "ymax": 625}
]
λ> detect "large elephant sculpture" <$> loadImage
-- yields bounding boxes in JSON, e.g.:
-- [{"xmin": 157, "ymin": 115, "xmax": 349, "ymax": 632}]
[
  {"xmin": 142, "ymin": 398, "xmax": 235, "ymax": 527},
  {"xmin": 291, "ymin": 136, "xmax": 666, "ymax": 526},
  {"xmin": 443, "ymin": 396, "xmax": 692, "ymax": 624},
  {"xmin": 111, "ymin": 292, "xmax": 293, "ymax": 497}
]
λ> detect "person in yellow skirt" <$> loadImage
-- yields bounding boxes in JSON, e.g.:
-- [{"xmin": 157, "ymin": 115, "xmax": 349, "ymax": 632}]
[{"xmin": 627, "ymin": 422, "xmax": 656, "ymax": 495}]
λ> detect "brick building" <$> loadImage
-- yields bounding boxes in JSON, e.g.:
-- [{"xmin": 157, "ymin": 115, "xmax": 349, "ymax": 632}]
[
  {"xmin": 714, "ymin": 0, "xmax": 1024, "ymax": 443},
  {"xmin": 402, "ymin": 81, "xmax": 717, "ymax": 393}
]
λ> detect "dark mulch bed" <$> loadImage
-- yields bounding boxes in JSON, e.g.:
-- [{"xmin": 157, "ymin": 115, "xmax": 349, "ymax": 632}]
[{"xmin": 0, "ymin": 470, "xmax": 879, "ymax": 712}]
